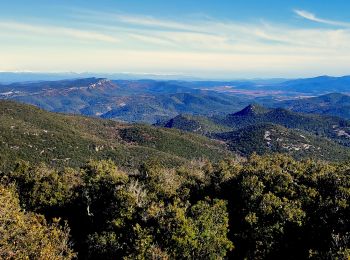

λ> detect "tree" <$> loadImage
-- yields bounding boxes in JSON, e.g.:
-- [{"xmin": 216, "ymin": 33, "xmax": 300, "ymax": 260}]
[
  {"xmin": 158, "ymin": 199, "xmax": 233, "ymax": 259},
  {"xmin": 0, "ymin": 185, "xmax": 75, "ymax": 259}
]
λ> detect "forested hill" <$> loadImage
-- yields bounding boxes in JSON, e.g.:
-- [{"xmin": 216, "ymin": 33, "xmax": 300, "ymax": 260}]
[
  {"xmin": 159, "ymin": 104, "xmax": 350, "ymax": 160},
  {"xmin": 161, "ymin": 104, "xmax": 350, "ymax": 136},
  {"xmin": 220, "ymin": 104, "xmax": 350, "ymax": 131},
  {"xmin": 275, "ymin": 93, "xmax": 350, "ymax": 119},
  {"xmin": 0, "ymin": 100, "xmax": 232, "ymax": 171},
  {"xmin": 214, "ymin": 123, "xmax": 350, "ymax": 161}
]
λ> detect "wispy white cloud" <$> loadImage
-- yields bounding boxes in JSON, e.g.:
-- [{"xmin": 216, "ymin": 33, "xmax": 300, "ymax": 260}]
[
  {"xmin": 115, "ymin": 14, "xmax": 194, "ymax": 31},
  {"xmin": 127, "ymin": 33, "xmax": 175, "ymax": 46},
  {"xmin": 2, "ymin": 8, "xmax": 350, "ymax": 77},
  {"xmin": 294, "ymin": 9, "xmax": 350, "ymax": 27},
  {"xmin": 73, "ymin": 9, "xmax": 350, "ymax": 51},
  {"xmin": 71, "ymin": 9, "xmax": 205, "ymax": 33},
  {"xmin": 0, "ymin": 21, "xmax": 120, "ymax": 43}
]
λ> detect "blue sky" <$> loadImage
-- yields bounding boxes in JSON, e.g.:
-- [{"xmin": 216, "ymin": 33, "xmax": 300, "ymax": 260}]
[{"xmin": 1, "ymin": 0, "xmax": 350, "ymax": 78}]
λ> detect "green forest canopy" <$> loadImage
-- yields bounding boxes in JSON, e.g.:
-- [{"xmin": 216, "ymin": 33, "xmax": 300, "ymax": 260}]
[{"xmin": 0, "ymin": 154, "xmax": 349, "ymax": 259}]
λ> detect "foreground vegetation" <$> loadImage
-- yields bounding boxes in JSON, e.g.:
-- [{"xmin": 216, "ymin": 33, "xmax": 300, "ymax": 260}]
[{"xmin": 1, "ymin": 154, "xmax": 349, "ymax": 259}]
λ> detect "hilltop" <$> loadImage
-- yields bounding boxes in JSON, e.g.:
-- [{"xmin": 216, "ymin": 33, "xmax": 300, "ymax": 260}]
[{"xmin": 155, "ymin": 114, "xmax": 231, "ymax": 135}]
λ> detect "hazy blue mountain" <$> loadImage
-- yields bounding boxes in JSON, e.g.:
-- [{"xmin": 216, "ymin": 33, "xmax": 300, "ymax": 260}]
[
  {"xmin": 272, "ymin": 76, "xmax": 350, "ymax": 93},
  {"xmin": 182, "ymin": 75, "xmax": 350, "ymax": 96},
  {"xmin": 100, "ymin": 92, "xmax": 247, "ymax": 123},
  {"xmin": 0, "ymin": 77, "xmax": 249, "ymax": 123},
  {"xmin": 274, "ymin": 93, "xmax": 350, "ymax": 119},
  {"xmin": 0, "ymin": 72, "xmax": 202, "ymax": 83},
  {"xmin": 0, "ymin": 72, "xmax": 86, "ymax": 83}
]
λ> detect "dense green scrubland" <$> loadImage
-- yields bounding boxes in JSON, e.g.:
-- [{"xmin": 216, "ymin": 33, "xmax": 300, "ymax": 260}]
[
  {"xmin": 160, "ymin": 105, "xmax": 350, "ymax": 161},
  {"xmin": 1, "ymin": 155, "xmax": 349, "ymax": 259},
  {"xmin": 0, "ymin": 100, "xmax": 231, "ymax": 171}
]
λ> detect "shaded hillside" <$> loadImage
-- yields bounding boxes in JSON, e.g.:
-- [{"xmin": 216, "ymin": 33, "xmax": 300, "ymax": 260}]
[
  {"xmin": 219, "ymin": 104, "xmax": 350, "ymax": 146},
  {"xmin": 222, "ymin": 104, "xmax": 348, "ymax": 129},
  {"xmin": 0, "ymin": 100, "xmax": 232, "ymax": 171},
  {"xmin": 162, "ymin": 104, "xmax": 350, "ymax": 147},
  {"xmin": 275, "ymin": 76, "xmax": 350, "ymax": 93},
  {"xmin": 276, "ymin": 93, "xmax": 350, "ymax": 119},
  {"xmin": 100, "ymin": 92, "xmax": 246, "ymax": 123},
  {"xmin": 155, "ymin": 114, "xmax": 231, "ymax": 135},
  {"xmin": 214, "ymin": 123, "xmax": 350, "ymax": 161},
  {"xmin": 159, "ymin": 105, "xmax": 350, "ymax": 160}
]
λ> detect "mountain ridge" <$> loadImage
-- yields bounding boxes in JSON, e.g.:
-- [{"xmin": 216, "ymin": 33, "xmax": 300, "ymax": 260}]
[
  {"xmin": 0, "ymin": 78, "xmax": 249, "ymax": 123},
  {"xmin": 159, "ymin": 104, "xmax": 350, "ymax": 160},
  {"xmin": 275, "ymin": 93, "xmax": 350, "ymax": 119}
]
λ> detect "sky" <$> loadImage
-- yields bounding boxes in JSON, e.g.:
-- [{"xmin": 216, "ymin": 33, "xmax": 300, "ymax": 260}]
[{"xmin": 1, "ymin": 0, "xmax": 350, "ymax": 79}]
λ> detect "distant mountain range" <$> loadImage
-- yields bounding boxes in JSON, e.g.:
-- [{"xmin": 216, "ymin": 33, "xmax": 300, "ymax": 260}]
[
  {"xmin": 274, "ymin": 93, "xmax": 350, "ymax": 119},
  {"xmin": 0, "ymin": 78, "xmax": 250, "ymax": 123},
  {"xmin": 1, "ymin": 75, "xmax": 350, "ymax": 124},
  {"xmin": 274, "ymin": 76, "xmax": 350, "ymax": 93},
  {"xmin": 0, "ymin": 72, "xmax": 202, "ymax": 83}
]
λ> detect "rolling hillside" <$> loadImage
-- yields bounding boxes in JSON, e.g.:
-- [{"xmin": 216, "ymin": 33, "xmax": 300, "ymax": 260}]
[
  {"xmin": 162, "ymin": 104, "xmax": 350, "ymax": 145},
  {"xmin": 0, "ymin": 100, "xmax": 232, "ymax": 171},
  {"xmin": 159, "ymin": 105, "xmax": 350, "ymax": 160},
  {"xmin": 214, "ymin": 123, "xmax": 350, "ymax": 161},
  {"xmin": 275, "ymin": 93, "xmax": 350, "ymax": 119},
  {"xmin": 219, "ymin": 104, "xmax": 350, "ymax": 146}
]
